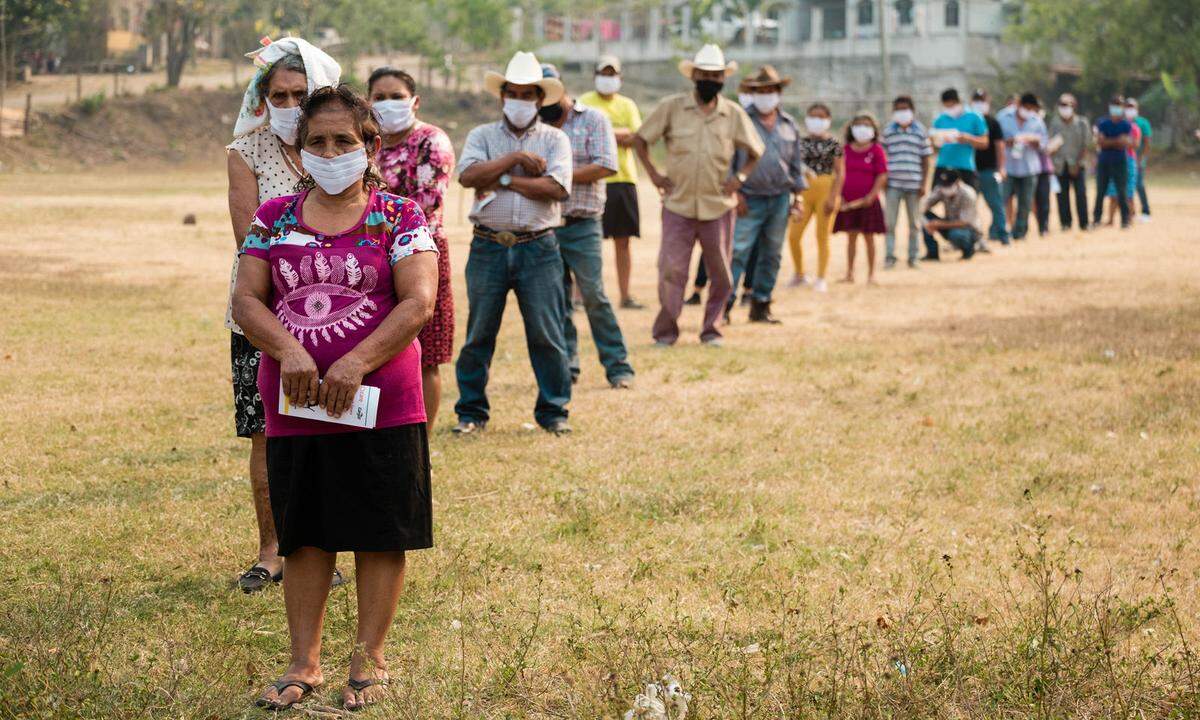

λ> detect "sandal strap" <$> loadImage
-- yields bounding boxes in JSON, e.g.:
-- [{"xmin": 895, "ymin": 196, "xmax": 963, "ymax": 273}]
[
  {"xmin": 347, "ymin": 677, "xmax": 389, "ymax": 691},
  {"xmin": 241, "ymin": 566, "xmax": 272, "ymax": 581},
  {"xmin": 273, "ymin": 679, "xmax": 314, "ymax": 694}
]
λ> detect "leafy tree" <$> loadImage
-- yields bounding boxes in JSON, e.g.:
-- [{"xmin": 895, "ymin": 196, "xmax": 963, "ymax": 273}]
[{"xmin": 144, "ymin": 0, "xmax": 225, "ymax": 87}]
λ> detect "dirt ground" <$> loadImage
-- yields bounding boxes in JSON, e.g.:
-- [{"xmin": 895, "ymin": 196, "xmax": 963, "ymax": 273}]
[{"xmin": 0, "ymin": 164, "xmax": 1198, "ymax": 718}]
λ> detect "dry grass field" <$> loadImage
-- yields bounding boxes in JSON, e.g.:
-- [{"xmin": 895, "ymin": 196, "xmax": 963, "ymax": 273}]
[{"xmin": 1, "ymin": 166, "xmax": 1199, "ymax": 719}]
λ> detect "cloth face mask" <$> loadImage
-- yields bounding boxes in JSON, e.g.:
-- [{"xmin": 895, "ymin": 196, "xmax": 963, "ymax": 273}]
[
  {"xmin": 804, "ymin": 116, "xmax": 831, "ymax": 134},
  {"xmin": 851, "ymin": 124, "xmax": 875, "ymax": 143},
  {"xmin": 503, "ymin": 98, "xmax": 538, "ymax": 128},
  {"xmin": 1058, "ymin": 104, "xmax": 1074, "ymax": 119},
  {"xmin": 738, "ymin": 93, "xmax": 754, "ymax": 109},
  {"xmin": 944, "ymin": 104, "xmax": 964, "ymax": 118},
  {"xmin": 594, "ymin": 75, "xmax": 621, "ymax": 95},
  {"xmin": 373, "ymin": 99, "xmax": 416, "ymax": 134},
  {"xmin": 694, "ymin": 79, "xmax": 724, "ymax": 104},
  {"xmin": 752, "ymin": 93, "xmax": 781, "ymax": 114},
  {"xmin": 268, "ymin": 101, "xmax": 301, "ymax": 145},
  {"xmin": 893, "ymin": 109, "xmax": 914, "ymax": 126},
  {"xmin": 301, "ymin": 148, "xmax": 369, "ymax": 195}
]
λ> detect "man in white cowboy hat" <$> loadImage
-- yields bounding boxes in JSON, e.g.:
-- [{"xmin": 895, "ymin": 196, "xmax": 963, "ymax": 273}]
[
  {"xmin": 634, "ymin": 44, "xmax": 765, "ymax": 347},
  {"xmin": 454, "ymin": 51, "xmax": 575, "ymax": 435}
]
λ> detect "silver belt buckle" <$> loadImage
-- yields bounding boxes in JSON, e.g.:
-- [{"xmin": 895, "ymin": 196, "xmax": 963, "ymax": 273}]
[{"xmin": 495, "ymin": 231, "xmax": 518, "ymax": 247}]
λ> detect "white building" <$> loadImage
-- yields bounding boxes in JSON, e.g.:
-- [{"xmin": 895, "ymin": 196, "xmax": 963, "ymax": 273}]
[{"xmin": 528, "ymin": 0, "xmax": 1027, "ymax": 115}]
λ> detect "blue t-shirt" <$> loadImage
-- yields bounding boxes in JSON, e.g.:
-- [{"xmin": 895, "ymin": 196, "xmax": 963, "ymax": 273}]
[
  {"xmin": 1096, "ymin": 117, "xmax": 1132, "ymax": 162},
  {"xmin": 932, "ymin": 111, "xmax": 988, "ymax": 171}
]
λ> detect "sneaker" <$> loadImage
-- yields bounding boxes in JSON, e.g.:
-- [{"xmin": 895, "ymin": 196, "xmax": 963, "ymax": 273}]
[
  {"xmin": 883, "ymin": 257, "xmax": 897, "ymax": 270},
  {"xmin": 620, "ymin": 298, "xmax": 646, "ymax": 310},
  {"xmin": 451, "ymin": 419, "xmax": 487, "ymax": 435},
  {"xmin": 543, "ymin": 419, "xmax": 572, "ymax": 435},
  {"xmin": 701, "ymin": 337, "xmax": 724, "ymax": 348},
  {"xmin": 977, "ymin": 242, "xmax": 992, "ymax": 254},
  {"xmin": 907, "ymin": 259, "xmax": 918, "ymax": 269},
  {"xmin": 1138, "ymin": 214, "xmax": 1152, "ymax": 224},
  {"xmin": 609, "ymin": 375, "xmax": 634, "ymax": 390},
  {"xmin": 684, "ymin": 291, "xmax": 701, "ymax": 306},
  {"xmin": 813, "ymin": 278, "xmax": 828, "ymax": 293},
  {"xmin": 788, "ymin": 274, "xmax": 810, "ymax": 288}
]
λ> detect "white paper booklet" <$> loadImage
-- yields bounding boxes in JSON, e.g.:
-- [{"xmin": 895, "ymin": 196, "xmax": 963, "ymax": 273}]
[{"xmin": 279, "ymin": 380, "xmax": 380, "ymax": 429}]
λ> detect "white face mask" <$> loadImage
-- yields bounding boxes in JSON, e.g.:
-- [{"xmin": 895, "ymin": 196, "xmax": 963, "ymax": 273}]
[
  {"xmin": 971, "ymin": 101, "xmax": 989, "ymax": 115},
  {"xmin": 892, "ymin": 109, "xmax": 914, "ymax": 126},
  {"xmin": 752, "ymin": 93, "xmax": 781, "ymax": 114},
  {"xmin": 805, "ymin": 116, "xmax": 830, "ymax": 134},
  {"xmin": 1058, "ymin": 104, "xmax": 1074, "ymax": 119},
  {"xmin": 595, "ymin": 75, "xmax": 621, "ymax": 95},
  {"xmin": 301, "ymin": 148, "xmax": 369, "ymax": 195},
  {"xmin": 851, "ymin": 124, "xmax": 875, "ymax": 143},
  {"xmin": 1017, "ymin": 107, "xmax": 1032, "ymax": 120},
  {"xmin": 502, "ymin": 98, "xmax": 538, "ymax": 128},
  {"xmin": 1109, "ymin": 105, "xmax": 1124, "ymax": 118},
  {"xmin": 373, "ymin": 98, "xmax": 416, "ymax": 134},
  {"xmin": 738, "ymin": 93, "xmax": 754, "ymax": 110},
  {"xmin": 267, "ymin": 100, "xmax": 301, "ymax": 145},
  {"xmin": 944, "ymin": 104, "xmax": 964, "ymax": 119},
  {"xmin": 1124, "ymin": 107, "xmax": 1138, "ymax": 120}
]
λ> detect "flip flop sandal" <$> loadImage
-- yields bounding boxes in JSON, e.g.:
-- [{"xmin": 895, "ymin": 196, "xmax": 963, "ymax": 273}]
[
  {"xmin": 238, "ymin": 564, "xmax": 283, "ymax": 594},
  {"xmin": 256, "ymin": 679, "xmax": 316, "ymax": 711},
  {"xmin": 344, "ymin": 676, "xmax": 389, "ymax": 711}
]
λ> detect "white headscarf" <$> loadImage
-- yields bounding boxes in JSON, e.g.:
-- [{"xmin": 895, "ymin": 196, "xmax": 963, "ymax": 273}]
[{"xmin": 232, "ymin": 36, "xmax": 342, "ymax": 139}]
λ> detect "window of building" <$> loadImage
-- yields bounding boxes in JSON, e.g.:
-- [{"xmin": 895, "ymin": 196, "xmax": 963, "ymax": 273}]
[
  {"xmin": 822, "ymin": 0, "xmax": 847, "ymax": 39},
  {"xmin": 857, "ymin": 0, "xmax": 874, "ymax": 27},
  {"xmin": 895, "ymin": 0, "xmax": 914, "ymax": 25},
  {"xmin": 797, "ymin": 3, "xmax": 812, "ymax": 40},
  {"xmin": 945, "ymin": 0, "xmax": 960, "ymax": 27}
]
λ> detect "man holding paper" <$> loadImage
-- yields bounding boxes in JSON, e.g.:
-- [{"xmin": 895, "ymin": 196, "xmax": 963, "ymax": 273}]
[
  {"xmin": 930, "ymin": 88, "xmax": 989, "ymax": 190},
  {"xmin": 1003, "ymin": 93, "xmax": 1049, "ymax": 241}
]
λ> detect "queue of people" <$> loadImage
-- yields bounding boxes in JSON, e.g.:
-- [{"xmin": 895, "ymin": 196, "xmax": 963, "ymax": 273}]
[{"xmin": 221, "ymin": 37, "xmax": 1156, "ymax": 711}]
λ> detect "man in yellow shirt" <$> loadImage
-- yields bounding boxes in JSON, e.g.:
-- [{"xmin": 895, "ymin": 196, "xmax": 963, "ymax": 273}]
[
  {"xmin": 579, "ymin": 55, "xmax": 645, "ymax": 309},
  {"xmin": 633, "ymin": 44, "xmax": 764, "ymax": 347}
]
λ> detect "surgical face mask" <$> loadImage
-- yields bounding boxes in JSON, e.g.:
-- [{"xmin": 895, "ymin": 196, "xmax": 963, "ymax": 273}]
[
  {"xmin": 503, "ymin": 98, "xmax": 538, "ymax": 128},
  {"xmin": 694, "ymin": 79, "xmax": 724, "ymax": 104},
  {"xmin": 373, "ymin": 98, "xmax": 416, "ymax": 134},
  {"xmin": 944, "ymin": 104, "xmax": 964, "ymax": 118},
  {"xmin": 1058, "ymin": 104, "xmax": 1074, "ymax": 119},
  {"xmin": 805, "ymin": 116, "xmax": 831, "ymax": 134},
  {"xmin": 301, "ymin": 147, "xmax": 369, "ymax": 195},
  {"xmin": 752, "ymin": 92, "xmax": 781, "ymax": 114},
  {"xmin": 850, "ymin": 124, "xmax": 875, "ymax": 143},
  {"xmin": 971, "ymin": 101, "xmax": 989, "ymax": 115},
  {"xmin": 1109, "ymin": 105, "xmax": 1124, "ymax": 118},
  {"xmin": 594, "ymin": 75, "xmax": 621, "ymax": 95},
  {"xmin": 1017, "ymin": 107, "xmax": 1032, "ymax": 120},
  {"xmin": 268, "ymin": 100, "xmax": 301, "ymax": 145},
  {"xmin": 738, "ymin": 92, "xmax": 753, "ymax": 109},
  {"xmin": 892, "ymin": 108, "xmax": 914, "ymax": 126},
  {"xmin": 1124, "ymin": 107, "xmax": 1138, "ymax": 120}
]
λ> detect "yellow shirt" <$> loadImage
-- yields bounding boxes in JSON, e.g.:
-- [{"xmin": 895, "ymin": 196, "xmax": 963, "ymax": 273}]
[
  {"xmin": 578, "ymin": 90, "xmax": 642, "ymax": 185},
  {"xmin": 636, "ymin": 92, "xmax": 765, "ymax": 221}
]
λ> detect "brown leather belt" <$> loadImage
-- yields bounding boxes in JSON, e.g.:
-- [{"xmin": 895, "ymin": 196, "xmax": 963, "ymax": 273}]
[{"xmin": 473, "ymin": 225, "xmax": 553, "ymax": 248}]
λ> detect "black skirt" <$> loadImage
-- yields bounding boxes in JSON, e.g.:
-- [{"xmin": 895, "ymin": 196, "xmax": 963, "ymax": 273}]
[
  {"xmin": 601, "ymin": 181, "xmax": 640, "ymax": 238},
  {"xmin": 267, "ymin": 424, "xmax": 432, "ymax": 556}
]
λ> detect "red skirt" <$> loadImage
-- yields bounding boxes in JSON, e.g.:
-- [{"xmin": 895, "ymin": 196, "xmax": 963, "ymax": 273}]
[
  {"xmin": 833, "ymin": 200, "xmax": 886, "ymax": 234},
  {"xmin": 418, "ymin": 228, "xmax": 455, "ymax": 366}
]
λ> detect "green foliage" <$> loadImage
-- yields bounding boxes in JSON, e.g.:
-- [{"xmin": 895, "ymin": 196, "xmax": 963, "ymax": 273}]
[{"xmin": 77, "ymin": 91, "xmax": 106, "ymax": 116}]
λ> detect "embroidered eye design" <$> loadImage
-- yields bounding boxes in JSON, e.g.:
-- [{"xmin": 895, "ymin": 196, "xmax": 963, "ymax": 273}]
[{"xmin": 273, "ymin": 251, "xmax": 379, "ymax": 346}]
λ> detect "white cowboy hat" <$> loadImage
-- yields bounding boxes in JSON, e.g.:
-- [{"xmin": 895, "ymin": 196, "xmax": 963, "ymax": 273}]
[
  {"xmin": 677, "ymin": 44, "xmax": 738, "ymax": 79},
  {"xmin": 484, "ymin": 51, "xmax": 564, "ymax": 105}
]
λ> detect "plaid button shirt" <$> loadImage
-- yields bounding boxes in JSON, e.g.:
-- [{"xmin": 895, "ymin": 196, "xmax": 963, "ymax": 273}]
[
  {"xmin": 560, "ymin": 101, "xmax": 618, "ymax": 218},
  {"xmin": 457, "ymin": 119, "xmax": 573, "ymax": 232}
]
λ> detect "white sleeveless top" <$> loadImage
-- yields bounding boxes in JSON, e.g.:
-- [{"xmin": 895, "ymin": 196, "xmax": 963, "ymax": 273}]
[{"xmin": 224, "ymin": 127, "xmax": 302, "ymax": 334}]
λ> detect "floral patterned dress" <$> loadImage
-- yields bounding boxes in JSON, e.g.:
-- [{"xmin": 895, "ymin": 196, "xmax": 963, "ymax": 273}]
[{"xmin": 378, "ymin": 122, "xmax": 456, "ymax": 366}]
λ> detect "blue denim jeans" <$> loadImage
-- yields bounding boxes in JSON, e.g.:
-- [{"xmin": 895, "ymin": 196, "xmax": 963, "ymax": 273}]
[
  {"xmin": 922, "ymin": 211, "xmax": 977, "ymax": 260},
  {"xmin": 1136, "ymin": 161, "xmax": 1150, "ymax": 215},
  {"xmin": 1094, "ymin": 154, "xmax": 1130, "ymax": 226},
  {"xmin": 557, "ymin": 218, "xmax": 634, "ymax": 384},
  {"xmin": 729, "ymin": 193, "xmax": 791, "ymax": 303},
  {"xmin": 1003, "ymin": 174, "xmax": 1036, "ymax": 240},
  {"xmin": 454, "ymin": 233, "xmax": 572, "ymax": 428},
  {"xmin": 977, "ymin": 170, "xmax": 1008, "ymax": 241},
  {"xmin": 884, "ymin": 187, "xmax": 922, "ymax": 263}
]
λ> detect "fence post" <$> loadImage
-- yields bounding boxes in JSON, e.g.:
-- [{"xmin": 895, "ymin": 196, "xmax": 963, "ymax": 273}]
[
  {"xmin": 112, "ymin": 68, "xmax": 119, "ymax": 97},
  {"xmin": 23, "ymin": 91, "xmax": 31, "ymax": 135},
  {"xmin": 76, "ymin": 69, "xmax": 82, "ymax": 101}
]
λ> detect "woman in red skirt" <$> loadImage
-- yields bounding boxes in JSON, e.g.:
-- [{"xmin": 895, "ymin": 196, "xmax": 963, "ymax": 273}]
[{"xmin": 833, "ymin": 113, "xmax": 889, "ymax": 285}]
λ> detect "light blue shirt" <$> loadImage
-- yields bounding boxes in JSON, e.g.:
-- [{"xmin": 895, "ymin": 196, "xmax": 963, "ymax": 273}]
[
  {"xmin": 1005, "ymin": 114, "xmax": 1049, "ymax": 178},
  {"xmin": 932, "ymin": 110, "xmax": 987, "ymax": 172}
]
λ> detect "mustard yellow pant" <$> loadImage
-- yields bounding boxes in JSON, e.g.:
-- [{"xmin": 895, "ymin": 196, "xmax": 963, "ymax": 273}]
[{"xmin": 788, "ymin": 173, "xmax": 836, "ymax": 279}]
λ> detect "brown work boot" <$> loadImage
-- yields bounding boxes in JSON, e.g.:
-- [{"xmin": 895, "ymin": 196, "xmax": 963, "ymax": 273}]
[{"xmin": 748, "ymin": 299, "xmax": 782, "ymax": 324}]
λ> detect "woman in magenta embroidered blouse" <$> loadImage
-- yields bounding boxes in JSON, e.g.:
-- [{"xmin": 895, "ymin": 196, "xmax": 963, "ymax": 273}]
[
  {"xmin": 232, "ymin": 86, "xmax": 438, "ymax": 712},
  {"xmin": 369, "ymin": 67, "xmax": 457, "ymax": 426}
]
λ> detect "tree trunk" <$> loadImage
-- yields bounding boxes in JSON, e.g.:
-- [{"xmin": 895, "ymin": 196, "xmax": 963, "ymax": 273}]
[{"xmin": 164, "ymin": 15, "xmax": 197, "ymax": 88}]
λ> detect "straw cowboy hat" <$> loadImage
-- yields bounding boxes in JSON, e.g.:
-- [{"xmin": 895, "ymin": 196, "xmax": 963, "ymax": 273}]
[
  {"xmin": 677, "ymin": 44, "xmax": 738, "ymax": 78},
  {"xmin": 485, "ymin": 51, "xmax": 564, "ymax": 105},
  {"xmin": 742, "ymin": 64, "xmax": 792, "ymax": 89}
]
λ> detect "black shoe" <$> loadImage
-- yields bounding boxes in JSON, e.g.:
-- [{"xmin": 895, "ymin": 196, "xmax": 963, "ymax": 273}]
[
  {"xmin": 451, "ymin": 419, "xmax": 487, "ymax": 435},
  {"xmin": 238, "ymin": 564, "xmax": 283, "ymax": 594},
  {"xmin": 739, "ymin": 292, "xmax": 752, "ymax": 307},
  {"xmin": 748, "ymin": 298, "xmax": 782, "ymax": 324},
  {"xmin": 543, "ymin": 419, "xmax": 572, "ymax": 435},
  {"xmin": 570, "ymin": 373, "xmax": 579, "ymax": 385},
  {"xmin": 684, "ymin": 291, "xmax": 701, "ymax": 306},
  {"xmin": 722, "ymin": 305, "xmax": 731, "ymax": 325}
]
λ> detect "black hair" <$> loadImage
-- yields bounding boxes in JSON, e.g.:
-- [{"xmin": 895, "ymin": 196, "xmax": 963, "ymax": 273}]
[
  {"xmin": 1110, "ymin": 94, "xmax": 1125, "ymax": 105},
  {"xmin": 844, "ymin": 112, "xmax": 880, "ymax": 144},
  {"xmin": 294, "ymin": 85, "xmax": 386, "ymax": 192},
  {"xmin": 941, "ymin": 88, "xmax": 960, "ymax": 103},
  {"xmin": 892, "ymin": 95, "xmax": 914, "ymax": 110},
  {"xmin": 934, "ymin": 168, "xmax": 959, "ymax": 186},
  {"xmin": 971, "ymin": 88, "xmax": 988, "ymax": 101},
  {"xmin": 500, "ymin": 82, "xmax": 546, "ymax": 99},
  {"xmin": 806, "ymin": 102, "xmax": 831, "ymax": 116},
  {"xmin": 367, "ymin": 66, "xmax": 417, "ymax": 95},
  {"xmin": 1019, "ymin": 92, "xmax": 1040, "ymax": 108}
]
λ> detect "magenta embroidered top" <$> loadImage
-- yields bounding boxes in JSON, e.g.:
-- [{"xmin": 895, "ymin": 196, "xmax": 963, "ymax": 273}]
[{"xmin": 240, "ymin": 188, "xmax": 438, "ymax": 436}]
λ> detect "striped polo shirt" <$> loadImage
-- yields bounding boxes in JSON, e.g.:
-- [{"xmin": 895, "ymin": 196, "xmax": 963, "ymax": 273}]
[{"xmin": 881, "ymin": 120, "xmax": 932, "ymax": 191}]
